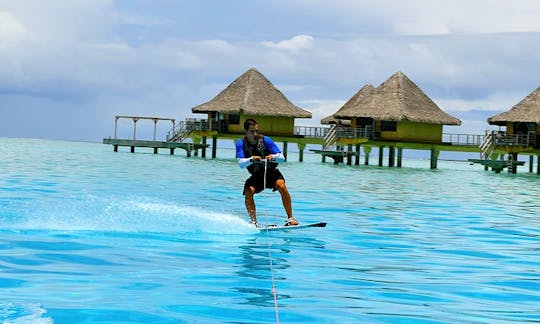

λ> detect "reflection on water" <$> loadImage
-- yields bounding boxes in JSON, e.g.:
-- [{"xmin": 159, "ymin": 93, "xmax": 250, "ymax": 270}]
[{"xmin": 235, "ymin": 235, "xmax": 327, "ymax": 308}]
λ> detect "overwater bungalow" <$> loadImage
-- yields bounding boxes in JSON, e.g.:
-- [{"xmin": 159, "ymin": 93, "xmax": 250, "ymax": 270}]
[
  {"xmin": 333, "ymin": 72, "xmax": 461, "ymax": 143},
  {"xmin": 474, "ymin": 85, "xmax": 540, "ymax": 173},
  {"xmin": 191, "ymin": 67, "xmax": 312, "ymax": 136},
  {"xmin": 315, "ymin": 71, "xmax": 461, "ymax": 168},
  {"xmin": 487, "ymin": 85, "xmax": 540, "ymax": 147}
]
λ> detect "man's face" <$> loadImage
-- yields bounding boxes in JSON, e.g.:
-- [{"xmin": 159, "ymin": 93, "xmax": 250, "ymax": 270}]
[{"xmin": 246, "ymin": 124, "xmax": 259, "ymax": 143}]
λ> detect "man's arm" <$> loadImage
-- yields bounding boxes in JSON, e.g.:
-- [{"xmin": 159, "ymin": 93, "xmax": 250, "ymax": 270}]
[
  {"xmin": 263, "ymin": 136, "xmax": 285, "ymax": 163},
  {"xmin": 236, "ymin": 139, "xmax": 253, "ymax": 169}
]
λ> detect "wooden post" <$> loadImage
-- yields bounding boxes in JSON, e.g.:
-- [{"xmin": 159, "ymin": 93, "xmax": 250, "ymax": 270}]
[
  {"xmin": 212, "ymin": 136, "xmax": 217, "ymax": 159},
  {"xmin": 153, "ymin": 147, "xmax": 158, "ymax": 154},
  {"xmin": 346, "ymin": 144, "xmax": 352, "ymax": 165},
  {"xmin": 114, "ymin": 145, "xmax": 118, "ymax": 152},
  {"xmin": 529, "ymin": 155, "xmax": 534, "ymax": 173},
  {"xmin": 152, "ymin": 118, "xmax": 158, "ymax": 141},
  {"xmin": 430, "ymin": 148, "xmax": 439, "ymax": 169},
  {"xmin": 130, "ymin": 146, "xmax": 135, "ymax": 153},
  {"xmin": 378, "ymin": 146, "xmax": 384, "ymax": 166},
  {"xmin": 283, "ymin": 141, "xmax": 288, "ymax": 161},
  {"xmin": 397, "ymin": 147, "xmax": 403, "ymax": 167},
  {"xmin": 297, "ymin": 143, "xmax": 306, "ymax": 162},
  {"xmin": 192, "ymin": 138, "xmax": 200, "ymax": 157},
  {"xmin": 388, "ymin": 146, "xmax": 395, "ymax": 167},
  {"xmin": 170, "ymin": 148, "xmax": 174, "ymax": 155},
  {"xmin": 537, "ymin": 155, "xmax": 540, "ymax": 174},
  {"xmin": 355, "ymin": 144, "xmax": 360, "ymax": 165},
  {"xmin": 364, "ymin": 146, "xmax": 371, "ymax": 165},
  {"xmin": 132, "ymin": 117, "xmax": 138, "ymax": 140},
  {"xmin": 511, "ymin": 153, "xmax": 518, "ymax": 173},
  {"xmin": 114, "ymin": 116, "xmax": 119, "ymax": 139},
  {"xmin": 201, "ymin": 136, "xmax": 207, "ymax": 158}
]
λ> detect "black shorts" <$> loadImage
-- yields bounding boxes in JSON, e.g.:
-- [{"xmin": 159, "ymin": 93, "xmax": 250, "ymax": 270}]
[{"xmin": 243, "ymin": 168, "xmax": 285, "ymax": 194}]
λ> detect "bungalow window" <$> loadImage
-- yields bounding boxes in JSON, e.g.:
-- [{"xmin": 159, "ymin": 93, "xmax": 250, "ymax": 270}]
[
  {"xmin": 228, "ymin": 113, "xmax": 240, "ymax": 125},
  {"xmin": 381, "ymin": 121, "xmax": 397, "ymax": 132}
]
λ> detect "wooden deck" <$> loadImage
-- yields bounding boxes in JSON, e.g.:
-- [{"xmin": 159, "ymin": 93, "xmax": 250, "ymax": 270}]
[
  {"xmin": 103, "ymin": 138, "xmax": 209, "ymax": 157},
  {"xmin": 468, "ymin": 159, "xmax": 526, "ymax": 173},
  {"xmin": 103, "ymin": 116, "xmax": 540, "ymax": 173}
]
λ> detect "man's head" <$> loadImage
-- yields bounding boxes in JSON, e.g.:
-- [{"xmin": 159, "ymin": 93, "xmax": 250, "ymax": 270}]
[{"xmin": 244, "ymin": 118, "xmax": 260, "ymax": 143}]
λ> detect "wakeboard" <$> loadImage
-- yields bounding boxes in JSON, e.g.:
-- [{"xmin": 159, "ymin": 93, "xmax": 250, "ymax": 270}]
[{"xmin": 258, "ymin": 222, "xmax": 327, "ymax": 231}]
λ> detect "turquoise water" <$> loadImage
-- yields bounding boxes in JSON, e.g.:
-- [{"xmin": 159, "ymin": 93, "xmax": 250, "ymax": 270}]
[{"xmin": 1, "ymin": 137, "xmax": 540, "ymax": 323}]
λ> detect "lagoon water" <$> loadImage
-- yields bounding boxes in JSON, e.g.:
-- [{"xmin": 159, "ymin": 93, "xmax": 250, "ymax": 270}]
[{"xmin": 1, "ymin": 137, "xmax": 540, "ymax": 323}]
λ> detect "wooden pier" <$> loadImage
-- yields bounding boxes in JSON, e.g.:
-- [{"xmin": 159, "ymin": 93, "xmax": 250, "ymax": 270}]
[
  {"xmin": 103, "ymin": 116, "xmax": 209, "ymax": 157},
  {"xmin": 102, "ymin": 138, "xmax": 208, "ymax": 156},
  {"xmin": 103, "ymin": 116, "xmax": 540, "ymax": 174}
]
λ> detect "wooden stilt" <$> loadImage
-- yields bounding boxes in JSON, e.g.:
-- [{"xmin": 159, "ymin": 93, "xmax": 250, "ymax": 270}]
[
  {"xmin": 297, "ymin": 143, "xmax": 306, "ymax": 162},
  {"xmin": 430, "ymin": 148, "xmax": 439, "ymax": 169},
  {"xmin": 201, "ymin": 136, "xmax": 207, "ymax": 158},
  {"xmin": 212, "ymin": 136, "xmax": 217, "ymax": 159},
  {"xmin": 364, "ymin": 146, "xmax": 371, "ymax": 165},
  {"xmin": 388, "ymin": 146, "xmax": 395, "ymax": 167}
]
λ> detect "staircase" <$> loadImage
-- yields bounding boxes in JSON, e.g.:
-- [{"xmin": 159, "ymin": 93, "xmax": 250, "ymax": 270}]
[
  {"xmin": 168, "ymin": 126, "xmax": 191, "ymax": 143},
  {"xmin": 479, "ymin": 131, "xmax": 495, "ymax": 159},
  {"xmin": 323, "ymin": 124, "xmax": 338, "ymax": 150},
  {"xmin": 167, "ymin": 120, "xmax": 198, "ymax": 143}
]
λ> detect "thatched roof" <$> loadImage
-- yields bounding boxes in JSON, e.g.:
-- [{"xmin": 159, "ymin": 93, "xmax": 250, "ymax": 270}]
[
  {"xmin": 321, "ymin": 115, "xmax": 351, "ymax": 125},
  {"xmin": 488, "ymin": 86, "xmax": 540, "ymax": 126},
  {"xmin": 192, "ymin": 67, "xmax": 312, "ymax": 118},
  {"xmin": 334, "ymin": 71, "xmax": 461, "ymax": 126},
  {"xmin": 333, "ymin": 84, "xmax": 376, "ymax": 119}
]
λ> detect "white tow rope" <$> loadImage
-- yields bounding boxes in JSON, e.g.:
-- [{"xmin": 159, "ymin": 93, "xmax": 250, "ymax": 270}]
[{"xmin": 262, "ymin": 159, "xmax": 280, "ymax": 323}]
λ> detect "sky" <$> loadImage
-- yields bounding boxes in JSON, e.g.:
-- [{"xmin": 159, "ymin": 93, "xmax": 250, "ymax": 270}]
[{"xmin": 1, "ymin": 0, "xmax": 540, "ymax": 141}]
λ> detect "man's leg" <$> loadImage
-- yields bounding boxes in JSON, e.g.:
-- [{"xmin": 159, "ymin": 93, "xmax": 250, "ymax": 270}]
[
  {"xmin": 275, "ymin": 179, "xmax": 298, "ymax": 225},
  {"xmin": 244, "ymin": 186, "xmax": 257, "ymax": 225}
]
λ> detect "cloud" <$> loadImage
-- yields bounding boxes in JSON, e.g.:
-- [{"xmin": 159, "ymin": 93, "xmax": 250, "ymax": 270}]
[
  {"xmin": 285, "ymin": 0, "xmax": 540, "ymax": 35},
  {"xmin": 261, "ymin": 34, "xmax": 314, "ymax": 50},
  {"xmin": 2, "ymin": 0, "xmax": 540, "ymax": 141},
  {"xmin": 0, "ymin": 11, "xmax": 30, "ymax": 44}
]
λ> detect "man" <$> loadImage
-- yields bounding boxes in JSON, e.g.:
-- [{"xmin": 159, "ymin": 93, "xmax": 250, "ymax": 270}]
[{"xmin": 236, "ymin": 119, "xmax": 298, "ymax": 228}]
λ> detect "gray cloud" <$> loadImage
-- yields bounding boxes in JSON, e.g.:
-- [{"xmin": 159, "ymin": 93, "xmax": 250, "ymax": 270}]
[{"xmin": 1, "ymin": 1, "xmax": 540, "ymax": 140}]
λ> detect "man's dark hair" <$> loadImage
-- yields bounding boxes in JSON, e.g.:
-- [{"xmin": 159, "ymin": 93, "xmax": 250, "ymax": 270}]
[{"xmin": 244, "ymin": 118, "xmax": 258, "ymax": 131}]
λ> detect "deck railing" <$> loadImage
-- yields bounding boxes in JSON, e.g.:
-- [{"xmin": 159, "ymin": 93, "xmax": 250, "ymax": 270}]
[
  {"xmin": 167, "ymin": 118, "xmax": 539, "ymax": 148},
  {"xmin": 490, "ymin": 130, "xmax": 536, "ymax": 147},
  {"xmin": 336, "ymin": 125, "xmax": 376, "ymax": 139},
  {"xmin": 443, "ymin": 133, "xmax": 485, "ymax": 146},
  {"xmin": 294, "ymin": 126, "xmax": 330, "ymax": 138}
]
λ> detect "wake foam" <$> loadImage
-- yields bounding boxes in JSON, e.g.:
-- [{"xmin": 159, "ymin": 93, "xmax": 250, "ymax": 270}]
[
  {"xmin": 0, "ymin": 302, "xmax": 52, "ymax": 324},
  {"xmin": 6, "ymin": 195, "xmax": 257, "ymax": 235}
]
